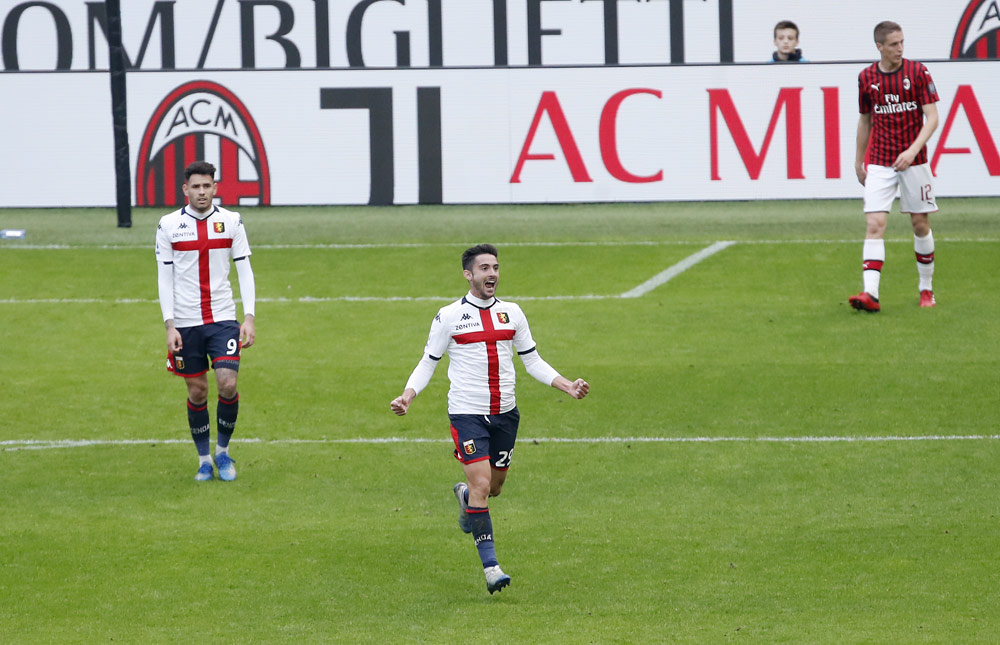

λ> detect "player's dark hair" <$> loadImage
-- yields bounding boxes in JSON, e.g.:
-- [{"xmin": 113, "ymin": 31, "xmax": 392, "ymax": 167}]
[
  {"xmin": 184, "ymin": 161, "xmax": 216, "ymax": 181},
  {"xmin": 773, "ymin": 20, "xmax": 799, "ymax": 38},
  {"xmin": 874, "ymin": 21, "xmax": 902, "ymax": 44},
  {"xmin": 462, "ymin": 244, "xmax": 499, "ymax": 271}
]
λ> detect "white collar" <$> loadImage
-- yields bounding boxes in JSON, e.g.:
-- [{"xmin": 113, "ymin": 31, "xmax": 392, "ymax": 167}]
[{"xmin": 464, "ymin": 292, "xmax": 496, "ymax": 308}]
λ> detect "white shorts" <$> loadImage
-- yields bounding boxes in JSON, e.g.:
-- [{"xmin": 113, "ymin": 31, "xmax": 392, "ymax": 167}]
[{"xmin": 863, "ymin": 163, "xmax": 937, "ymax": 214}]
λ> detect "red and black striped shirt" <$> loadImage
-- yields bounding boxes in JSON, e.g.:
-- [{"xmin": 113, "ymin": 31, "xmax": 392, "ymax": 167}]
[{"xmin": 858, "ymin": 58, "xmax": 939, "ymax": 167}]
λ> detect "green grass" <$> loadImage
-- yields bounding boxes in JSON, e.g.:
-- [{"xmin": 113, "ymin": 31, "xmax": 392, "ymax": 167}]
[{"xmin": 1, "ymin": 198, "xmax": 998, "ymax": 642}]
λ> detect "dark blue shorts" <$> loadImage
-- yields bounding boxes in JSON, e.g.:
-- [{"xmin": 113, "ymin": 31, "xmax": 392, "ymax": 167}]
[
  {"xmin": 449, "ymin": 407, "xmax": 520, "ymax": 470},
  {"xmin": 166, "ymin": 321, "xmax": 241, "ymax": 378}
]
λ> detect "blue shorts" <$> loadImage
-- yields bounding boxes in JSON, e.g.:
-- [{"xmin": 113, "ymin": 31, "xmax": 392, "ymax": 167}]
[
  {"xmin": 449, "ymin": 407, "xmax": 520, "ymax": 470},
  {"xmin": 166, "ymin": 321, "xmax": 241, "ymax": 378}
]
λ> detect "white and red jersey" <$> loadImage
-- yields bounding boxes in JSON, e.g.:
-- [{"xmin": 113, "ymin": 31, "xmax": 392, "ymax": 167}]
[
  {"xmin": 420, "ymin": 293, "xmax": 540, "ymax": 415},
  {"xmin": 858, "ymin": 59, "xmax": 939, "ymax": 166},
  {"xmin": 155, "ymin": 205, "xmax": 251, "ymax": 328}
]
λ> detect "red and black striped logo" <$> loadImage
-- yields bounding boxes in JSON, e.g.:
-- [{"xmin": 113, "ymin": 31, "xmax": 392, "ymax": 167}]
[
  {"xmin": 951, "ymin": 1, "xmax": 1000, "ymax": 59},
  {"xmin": 136, "ymin": 81, "xmax": 270, "ymax": 207}
]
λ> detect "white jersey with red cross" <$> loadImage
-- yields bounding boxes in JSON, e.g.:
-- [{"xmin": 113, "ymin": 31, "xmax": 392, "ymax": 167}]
[
  {"xmin": 155, "ymin": 205, "xmax": 251, "ymax": 328},
  {"xmin": 421, "ymin": 293, "xmax": 539, "ymax": 415}
]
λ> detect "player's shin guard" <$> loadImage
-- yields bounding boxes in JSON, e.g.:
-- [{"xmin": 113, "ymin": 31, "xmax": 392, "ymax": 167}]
[
  {"xmin": 862, "ymin": 239, "xmax": 885, "ymax": 299},
  {"xmin": 914, "ymin": 230, "xmax": 934, "ymax": 292},
  {"xmin": 217, "ymin": 393, "xmax": 239, "ymax": 449},
  {"xmin": 468, "ymin": 506, "xmax": 499, "ymax": 568},
  {"xmin": 187, "ymin": 399, "xmax": 210, "ymax": 456}
]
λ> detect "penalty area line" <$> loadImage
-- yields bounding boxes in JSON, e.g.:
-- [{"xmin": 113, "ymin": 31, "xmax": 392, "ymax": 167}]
[{"xmin": 4, "ymin": 434, "xmax": 999, "ymax": 452}]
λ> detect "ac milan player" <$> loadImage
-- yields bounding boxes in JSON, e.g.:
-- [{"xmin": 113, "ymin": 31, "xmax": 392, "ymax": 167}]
[
  {"xmin": 389, "ymin": 244, "xmax": 589, "ymax": 594},
  {"xmin": 851, "ymin": 21, "xmax": 939, "ymax": 313},
  {"xmin": 155, "ymin": 161, "xmax": 256, "ymax": 481}
]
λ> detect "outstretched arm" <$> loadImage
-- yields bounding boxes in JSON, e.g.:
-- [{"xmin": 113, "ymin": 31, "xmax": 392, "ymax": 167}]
[
  {"xmin": 390, "ymin": 353, "xmax": 439, "ymax": 415},
  {"xmin": 390, "ymin": 388, "xmax": 417, "ymax": 416},
  {"xmin": 552, "ymin": 376, "xmax": 589, "ymax": 399},
  {"xmin": 521, "ymin": 348, "xmax": 589, "ymax": 399}
]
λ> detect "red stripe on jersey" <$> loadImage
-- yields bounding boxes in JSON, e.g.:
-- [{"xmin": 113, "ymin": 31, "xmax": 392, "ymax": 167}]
[
  {"xmin": 454, "ymin": 312, "xmax": 516, "ymax": 414},
  {"xmin": 172, "ymin": 217, "xmax": 234, "ymax": 324}
]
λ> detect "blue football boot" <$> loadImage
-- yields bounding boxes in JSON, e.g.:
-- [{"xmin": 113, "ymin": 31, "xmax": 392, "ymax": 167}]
[
  {"xmin": 194, "ymin": 461, "xmax": 214, "ymax": 481},
  {"xmin": 215, "ymin": 453, "xmax": 237, "ymax": 482}
]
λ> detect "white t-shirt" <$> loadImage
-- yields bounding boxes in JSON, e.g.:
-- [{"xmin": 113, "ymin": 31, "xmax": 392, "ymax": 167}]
[
  {"xmin": 155, "ymin": 205, "xmax": 251, "ymax": 328},
  {"xmin": 410, "ymin": 292, "xmax": 558, "ymax": 415}
]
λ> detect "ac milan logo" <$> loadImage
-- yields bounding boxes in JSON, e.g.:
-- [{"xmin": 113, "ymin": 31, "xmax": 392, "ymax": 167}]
[
  {"xmin": 951, "ymin": 0, "xmax": 1000, "ymax": 58},
  {"xmin": 136, "ymin": 81, "xmax": 270, "ymax": 207}
]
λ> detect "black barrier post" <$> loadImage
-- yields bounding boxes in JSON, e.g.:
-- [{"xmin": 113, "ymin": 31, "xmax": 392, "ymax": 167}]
[{"xmin": 106, "ymin": 0, "xmax": 132, "ymax": 228}]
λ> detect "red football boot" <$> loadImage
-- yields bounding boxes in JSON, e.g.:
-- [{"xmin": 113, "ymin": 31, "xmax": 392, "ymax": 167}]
[
  {"xmin": 849, "ymin": 292, "xmax": 881, "ymax": 313},
  {"xmin": 919, "ymin": 290, "xmax": 936, "ymax": 308}
]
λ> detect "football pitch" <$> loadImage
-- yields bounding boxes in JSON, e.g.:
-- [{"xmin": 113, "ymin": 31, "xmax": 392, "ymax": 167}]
[{"xmin": 1, "ymin": 198, "xmax": 998, "ymax": 642}]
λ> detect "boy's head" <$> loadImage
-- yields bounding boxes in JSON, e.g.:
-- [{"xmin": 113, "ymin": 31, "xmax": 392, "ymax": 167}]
[{"xmin": 773, "ymin": 20, "xmax": 800, "ymax": 57}]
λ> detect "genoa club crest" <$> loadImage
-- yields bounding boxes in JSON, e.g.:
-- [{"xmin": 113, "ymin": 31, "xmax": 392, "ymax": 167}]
[
  {"xmin": 496, "ymin": 312, "xmax": 510, "ymax": 324},
  {"xmin": 136, "ymin": 80, "xmax": 270, "ymax": 207},
  {"xmin": 214, "ymin": 222, "xmax": 225, "ymax": 233},
  {"xmin": 951, "ymin": 1, "xmax": 1000, "ymax": 58},
  {"xmin": 463, "ymin": 440, "xmax": 476, "ymax": 455}
]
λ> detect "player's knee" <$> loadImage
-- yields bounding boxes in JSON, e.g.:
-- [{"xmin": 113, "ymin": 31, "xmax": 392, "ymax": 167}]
[
  {"xmin": 865, "ymin": 222, "xmax": 886, "ymax": 237},
  {"xmin": 216, "ymin": 371, "xmax": 238, "ymax": 399},
  {"xmin": 187, "ymin": 382, "xmax": 209, "ymax": 404}
]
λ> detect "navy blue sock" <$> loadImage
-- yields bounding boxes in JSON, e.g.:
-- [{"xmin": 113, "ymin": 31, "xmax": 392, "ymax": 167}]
[
  {"xmin": 187, "ymin": 399, "xmax": 210, "ymax": 456},
  {"xmin": 217, "ymin": 393, "xmax": 239, "ymax": 449},
  {"xmin": 468, "ymin": 506, "xmax": 498, "ymax": 568}
]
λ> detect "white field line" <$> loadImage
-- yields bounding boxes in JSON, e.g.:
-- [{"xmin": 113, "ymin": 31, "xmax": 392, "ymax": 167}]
[
  {"xmin": 0, "ymin": 242, "xmax": 734, "ymax": 304},
  {"xmin": 620, "ymin": 241, "xmax": 735, "ymax": 298},
  {"xmin": 1, "ymin": 238, "xmax": 996, "ymax": 251},
  {"xmin": 3, "ymin": 434, "xmax": 999, "ymax": 452},
  {"xmin": 0, "ymin": 295, "xmax": 621, "ymax": 304},
  {"xmin": 1, "ymin": 237, "xmax": 994, "ymax": 305}
]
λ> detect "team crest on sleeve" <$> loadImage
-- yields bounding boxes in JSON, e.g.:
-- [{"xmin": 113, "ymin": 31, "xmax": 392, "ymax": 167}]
[
  {"xmin": 214, "ymin": 222, "xmax": 225, "ymax": 233},
  {"xmin": 463, "ymin": 440, "xmax": 476, "ymax": 455},
  {"xmin": 496, "ymin": 312, "xmax": 510, "ymax": 324}
]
